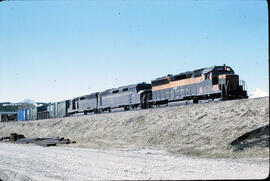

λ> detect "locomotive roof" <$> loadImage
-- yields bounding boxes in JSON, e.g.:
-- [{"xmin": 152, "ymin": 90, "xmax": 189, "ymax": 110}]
[
  {"xmin": 101, "ymin": 84, "xmax": 138, "ymax": 93},
  {"xmin": 152, "ymin": 66, "xmax": 217, "ymax": 81},
  {"xmin": 151, "ymin": 65, "xmax": 234, "ymax": 85},
  {"xmin": 99, "ymin": 82, "xmax": 151, "ymax": 96},
  {"xmin": 80, "ymin": 92, "xmax": 99, "ymax": 99},
  {"xmin": 201, "ymin": 66, "xmax": 215, "ymax": 74},
  {"xmin": 69, "ymin": 92, "xmax": 99, "ymax": 101}
]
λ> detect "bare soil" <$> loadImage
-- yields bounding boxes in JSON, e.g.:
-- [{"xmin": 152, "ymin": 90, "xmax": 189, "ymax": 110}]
[{"xmin": 0, "ymin": 143, "xmax": 268, "ymax": 180}]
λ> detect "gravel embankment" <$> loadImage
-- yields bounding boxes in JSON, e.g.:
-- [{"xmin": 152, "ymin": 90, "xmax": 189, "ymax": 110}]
[{"xmin": 0, "ymin": 97, "xmax": 269, "ymax": 158}]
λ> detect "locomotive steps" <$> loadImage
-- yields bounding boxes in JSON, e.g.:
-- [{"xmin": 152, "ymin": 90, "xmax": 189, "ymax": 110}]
[{"xmin": 0, "ymin": 97, "xmax": 269, "ymax": 158}]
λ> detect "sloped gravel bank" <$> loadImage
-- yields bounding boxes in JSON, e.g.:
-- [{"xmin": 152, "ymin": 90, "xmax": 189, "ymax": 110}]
[{"xmin": 0, "ymin": 97, "xmax": 269, "ymax": 158}]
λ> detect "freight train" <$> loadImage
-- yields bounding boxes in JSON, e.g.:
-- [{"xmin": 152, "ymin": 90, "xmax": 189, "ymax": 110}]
[{"xmin": 17, "ymin": 65, "xmax": 248, "ymax": 121}]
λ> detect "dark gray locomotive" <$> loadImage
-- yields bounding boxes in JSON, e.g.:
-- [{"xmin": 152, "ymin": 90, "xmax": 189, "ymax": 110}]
[
  {"xmin": 98, "ymin": 83, "xmax": 152, "ymax": 112},
  {"xmin": 68, "ymin": 92, "xmax": 98, "ymax": 115},
  {"xmin": 67, "ymin": 82, "xmax": 151, "ymax": 115}
]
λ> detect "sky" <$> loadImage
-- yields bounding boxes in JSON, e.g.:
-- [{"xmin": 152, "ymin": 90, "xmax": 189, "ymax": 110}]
[{"xmin": 0, "ymin": 0, "xmax": 268, "ymax": 103}]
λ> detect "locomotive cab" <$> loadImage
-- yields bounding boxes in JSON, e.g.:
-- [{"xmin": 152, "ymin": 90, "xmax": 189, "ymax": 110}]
[{"xmin": 209, "ymin": 65, "xmax": 248, "ymax": 99}]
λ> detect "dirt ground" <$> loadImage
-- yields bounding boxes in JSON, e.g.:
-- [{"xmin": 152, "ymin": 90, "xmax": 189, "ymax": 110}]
[
  {"xmin": 0, "ymin": 97, "xmax": 269, "ymax": 180},
  {"xmin": 0, "ymin": 143, "xmax": 268, "ymax": 180}
]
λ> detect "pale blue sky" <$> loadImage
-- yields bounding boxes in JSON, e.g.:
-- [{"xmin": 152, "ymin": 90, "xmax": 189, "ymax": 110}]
[{"xmin": 0, "ymin": 0, "xmax": 268, "ymax": 102}]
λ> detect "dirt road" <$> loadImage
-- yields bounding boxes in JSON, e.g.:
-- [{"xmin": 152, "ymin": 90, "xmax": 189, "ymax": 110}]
[{"xmin": 0, "ymin": 143, "xmax": 268, "ymax": 180}]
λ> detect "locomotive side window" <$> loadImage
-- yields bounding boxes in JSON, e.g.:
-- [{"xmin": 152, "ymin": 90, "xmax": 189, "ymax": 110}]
[
  {"xmin": 205, "ymin": 73, "xmax": 210, "ymax": 80},
  {"xmin": 112, "ymin": 90, "xmax": 119, "ymax": 94},
  {"xmin": 216, "ymin": 68, "xmax": 223, "ymax": 76},
  {"xmin": 212, "ymin": 77, "xmax": 218, "ymax": 85},
  {"xmin": 212, "ymin": 71, "xmax": 221, "ymax": 77},
  {"xmin": 123, "ymin": 88, "xmax": 128, "ymax": 92},
  {"xmin": 72, "ymin": 99, "xmax": 76, "ymax": 110}
]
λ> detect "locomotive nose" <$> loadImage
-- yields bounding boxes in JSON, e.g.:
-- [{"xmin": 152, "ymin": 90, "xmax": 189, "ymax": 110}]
[
  {"xmin": 225, "ymin": 74, "xmax": 239, "ymax": 89},
  {"xmin": 220, "ymin": 74, "xmax": 248, "ymax": 99}
]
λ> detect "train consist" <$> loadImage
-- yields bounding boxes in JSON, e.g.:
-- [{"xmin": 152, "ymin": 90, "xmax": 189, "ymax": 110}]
[{"xmin": 17, "ymin": 65, "xmax": 248, "ymax": 121}]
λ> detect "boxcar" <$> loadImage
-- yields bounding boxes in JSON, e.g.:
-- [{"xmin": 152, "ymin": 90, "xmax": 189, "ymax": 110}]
[
  {"xmin": 57, "ymin": 100, "xmax": 69, "ymax": 117},
  {"xmin": 17, "ymin": 109, "xmax": 27, "ymax": 121},
  {"xmin": 47, "ymin": 101, "xmax": 69, "ymax": 118},
  {"xmin": 0, "ymin": 112, "xmax": 17, "ymax": 122},
  {"xmin": 37, "ymin": 111, "xmax": 49, "ymax": 120},
  {"xmin": 26, "ymin": 107, "xmax": 37, "ymax": 120},
  {"xmin": 25, "ymin": 103, "xmax": 48, "ymax": 120},
  {"xmin": 47, "ymin": 102, "xmax": 58, "ymax": 118}
]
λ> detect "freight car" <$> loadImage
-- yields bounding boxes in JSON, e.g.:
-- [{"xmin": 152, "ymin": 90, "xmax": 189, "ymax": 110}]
[
  {"xmin": 17, "ymin": 109, "xmax": 27, "ymax": 121},
  {"xmin": 47, "ymin": 102, "xmax": 58, "ymax": 118},
  {"xmin": 17, "ymin": 103, "xmax": 48, "ymax": 121},
  {"xmin": 47, "ymin": 100, "xmax": 69, "ymax": 118},
  {"xmin": 151, "ymin": 64, "xmax": 248, "ymax": 105}
]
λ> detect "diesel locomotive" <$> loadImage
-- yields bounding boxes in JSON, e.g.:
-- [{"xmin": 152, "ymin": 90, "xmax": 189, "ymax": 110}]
[
  {"xmin": 67, "ymin": 83, "xmax": 152, "ymax": 116},
  {"xmin": 151, "ymin": 64, "xmax": 248, "ymax": 105},
  {"xmin": 17, "ymin": 65, "xmax": 248, "ymax": 121}
]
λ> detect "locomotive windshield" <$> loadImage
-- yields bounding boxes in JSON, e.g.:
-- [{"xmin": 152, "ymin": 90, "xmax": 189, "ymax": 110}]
[{"xmin": 212, "ymin": 67, "xmax": 234, "ymax": 76}]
